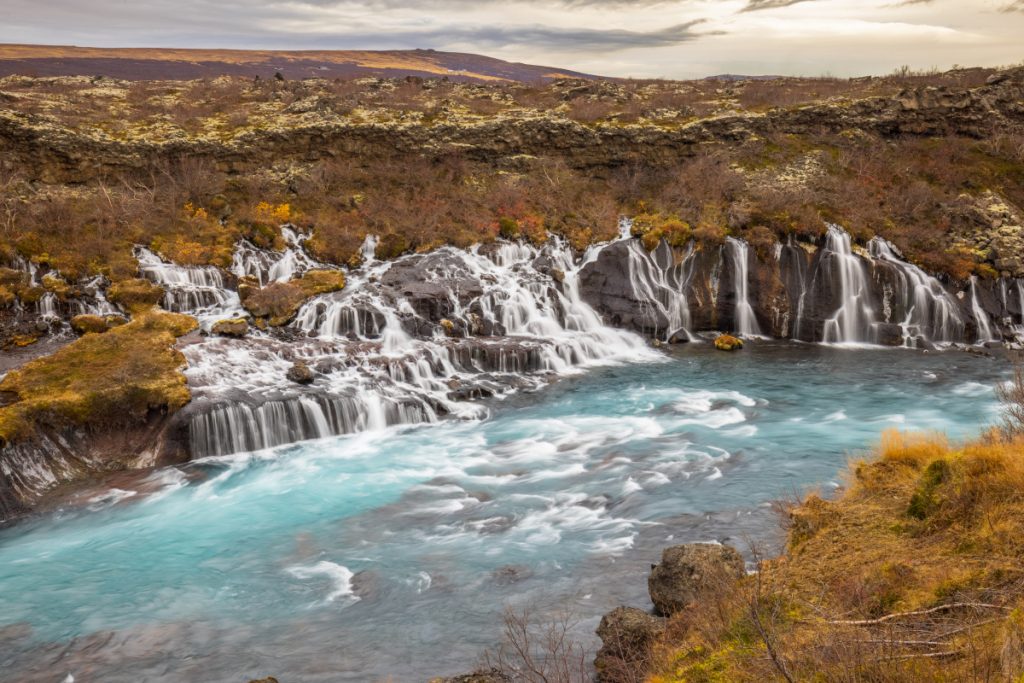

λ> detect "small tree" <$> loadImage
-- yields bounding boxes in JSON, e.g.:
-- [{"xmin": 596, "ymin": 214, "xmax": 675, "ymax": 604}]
[{"xmin": 996, "ymin": 362, "xmax": 1024, "ymax": 438}]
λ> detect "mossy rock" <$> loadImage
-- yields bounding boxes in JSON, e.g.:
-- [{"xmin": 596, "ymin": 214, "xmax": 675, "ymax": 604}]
[
  {"xmin": 10, "ymin": 333, "xmax": 39, "ymax": 348},
  {"xmin": 0, "ymin": 285, "xmax": 15, "ymax": 308},
  {"xmin": 241, "ymin": 270, "xmax": 345, "ymax": 326},
  {"xmin": 296, "ymin": 269, "xmax": 346, "ymax": 296},
  {"xmin": 714, "ymin": 334, "xmax": 744, "ymax": 351},
  {"xmin": 70, "ymin": 314, "xmax": 110, "ymax": 335},
  {"xmin": 211, "ymin": 317, "xmax": 249, "ymax": 337},
  {"xmin": 18, "ymin": 285, "xmax": 45, "ymax": 305},
  {"xmin": 0, "ymin": 267, "xmax": 25, "ymax": 287},
  {"xmin": 376, "ymin": 233, "xmax": 410, "ymax": 260},
  {"xmin": 41, "ymin": 274, "xmax": 74, "ymax": 299},
  {"xmin": 108, "ymin": 278, "xmax": 165, "ymax": 312},
  {"xmin": 0, "ymin": 310, "xmax": 198, "ymax": 445}
]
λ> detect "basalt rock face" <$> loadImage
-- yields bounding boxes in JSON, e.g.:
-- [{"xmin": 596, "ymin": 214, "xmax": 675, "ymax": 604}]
[
  {"xmin": 2, "ymin": 69, "xmax": 1022, "ymax": 183},
  {"xmin": 0, "ymin": 413, "xmax": 190, "ymax": 517},
  {"xmin": 578, "ymin": 228, "xmax": 1017, "ymax": 347}
]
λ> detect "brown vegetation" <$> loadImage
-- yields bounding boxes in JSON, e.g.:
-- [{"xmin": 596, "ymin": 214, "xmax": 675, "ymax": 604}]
[
  {"xmin": 0, "ymin": 309, "xmax": 197, "ymax": 444},
  {"xmin": 645, "ymin": 374, "xmax": 1024, "ymax": 682}
]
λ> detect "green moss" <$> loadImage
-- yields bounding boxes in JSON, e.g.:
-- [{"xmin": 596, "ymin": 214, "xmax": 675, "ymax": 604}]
[
  {"xmin": 240, "ymin": 269, "xmax": 345, "ymax": 326},
  {"xmin": 0, "ymin": 310, "xmax": 198, "ymax": 445},
  {"xmin": 714, "ymin": 334, "xmax": 744, "ymax": 351},
  {"xmin": 907, "ymin": 458, "xmax": 950, "ymax": 520},
  {"xmin": 108, "ymin": 278, "xmax": 164, "ymax": 312},
  {"xmin": 70, "ymin": 314, "xmax": 110, "ymax": 335}
]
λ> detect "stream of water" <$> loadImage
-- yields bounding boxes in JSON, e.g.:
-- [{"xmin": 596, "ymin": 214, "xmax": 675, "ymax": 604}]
[{"xmin": 0, "ymin": 343, "xmax": 1007, "ymax": 683}]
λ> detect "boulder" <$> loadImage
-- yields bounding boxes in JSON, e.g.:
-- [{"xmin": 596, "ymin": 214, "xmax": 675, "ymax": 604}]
[
  {"xmin": 714, "ymin": 334, "xmax": 743, "ymax": 351},
  {"xmin": 212, "ymin": 317, "xmax": 249, "ymax": 338},
  {"xmin": 875, "ymin": 322, "xmax": 904, "ymax": 347},
  {"xmin": 648, "ymin": 543, "xmax": 745, "ymax": 617},
  {"xmin": 70, "ymin": 314, "xmax": 109, "ymax": 335},
  {"xmin": 286, "ymin": 360, "xmax": 315, "ymax": 384},
  {"xmin": 594, "ymin": 606, "xmax": 666, "ymax": 683},
  {"xmin": 430, "ymin": 670, "xmax": 510, "ymax": 683}
]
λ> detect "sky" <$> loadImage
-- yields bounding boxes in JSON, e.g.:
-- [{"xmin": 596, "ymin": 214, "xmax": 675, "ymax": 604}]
[{"xmin": 2, "ymin": 0, "xmax": 1023, "ymax": 79}]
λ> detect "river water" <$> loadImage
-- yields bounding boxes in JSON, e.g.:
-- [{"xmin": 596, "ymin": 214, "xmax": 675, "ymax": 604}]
[{"xmin": 0, "ymin": 343, "xmax": 1007, "ymax": 682}]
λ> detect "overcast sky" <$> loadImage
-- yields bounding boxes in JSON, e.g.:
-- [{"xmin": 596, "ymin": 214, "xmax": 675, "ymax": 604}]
[{"xmin": 2, "ymin": 0, "xmax": 1022, "ymax": 78}]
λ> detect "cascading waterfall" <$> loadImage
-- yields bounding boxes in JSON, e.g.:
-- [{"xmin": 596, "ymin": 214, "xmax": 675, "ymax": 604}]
[
  {"xmin": 619, "ymin": 234, "xmax": 696, "ymax": 341},
  {"xmin": 187, "ymin": 235, "xmax": 660, "ymax": 457},
  {"xmin": 136, "ymin": 247, "xmax": 242, "ymax": 322},
  {"xmin": 819, "ymin": 225, "xmax": 878, "ymax": 344},
  {"xmin": 724, "ymin": 237, "xmax": 760, "ymax": 337},
  {"xmin": 970, "ymin": 276, "xmax": 998, "ymax": 343},
  {"xmin": 36, "ymin": 292, "xmax": 59, "ymax": 320},
  {"xmin": 231, "ymin": 227, "xmax": 322, "ymax": 285},
  {"xmin": 868, "ymin": 238, "xmax": 964, "ymax": 346}
]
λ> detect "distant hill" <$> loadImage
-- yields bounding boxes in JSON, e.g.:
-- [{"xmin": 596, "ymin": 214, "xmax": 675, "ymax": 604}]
[{"xmin": 0, "ymin": 44, "xmax": 601, "ymax": 82}]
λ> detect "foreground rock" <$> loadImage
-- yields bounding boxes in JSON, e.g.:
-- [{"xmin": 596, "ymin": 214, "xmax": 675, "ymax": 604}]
[
  {"xmin": 648, "ymin": 543, "xmax": 746, "ymax": 617},
  {"xmin": 285, "ymin": 360, "xmax": 315, "ymax": 384},
  {"xmin": 211, "ymin": 317, "xmax": 248, "ymax": 337},
  {"xmin": 429, "ymin": 669, "xmax": 510, "ymax": 683},
  {"xmin": 595, "ymin": 606, "xmax": 666, "ymax": 683}
]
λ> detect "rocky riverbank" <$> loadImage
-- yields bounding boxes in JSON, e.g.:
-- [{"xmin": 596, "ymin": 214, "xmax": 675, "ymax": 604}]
[{"xmin": 2, "ymin": 222, "xmax": 1023, "ymax": 519}]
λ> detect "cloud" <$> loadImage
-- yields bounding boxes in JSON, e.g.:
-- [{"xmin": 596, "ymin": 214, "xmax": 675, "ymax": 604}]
[
  {"xmin": 450, "ymin": 20, "xmax": 717, "ymax": 51},
  {"xmin": 1002, "ymin": 0, "xmax": 1024, "ymax": 11},
  {"xmin": 740, "ymin": 0, "xmax": 817, "ymax": 11}
]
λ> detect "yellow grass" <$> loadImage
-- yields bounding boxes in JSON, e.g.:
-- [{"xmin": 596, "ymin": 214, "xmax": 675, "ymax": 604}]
[{"xmin": 649, "ymin": 429, "xmax": 1024, "ymax": 682}]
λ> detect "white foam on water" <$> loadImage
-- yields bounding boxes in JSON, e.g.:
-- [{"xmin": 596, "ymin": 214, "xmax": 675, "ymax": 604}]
[
  {"xmin": 823, "ymin": 410, "xmax": 847, "ymax": 422},
  {"xmin": 287, "ymin": 561, "xmax": 359, "ymax": 604},
  {"xmin": 677, "ymin": 406, "xmax": 747, "ymax": 429},
  {"xmin": 953, "ymin": 381, "xmax": 993, "ymax": 397},
  {"xmin": 87, "ymin": 488, "xmax": 137, "ymax": 511}
]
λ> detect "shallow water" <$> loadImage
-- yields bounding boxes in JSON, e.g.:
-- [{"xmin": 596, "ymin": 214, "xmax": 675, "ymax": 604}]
[{"xmin": 0, "ymin": 343, "xmax": 1007, "ymax": 682}]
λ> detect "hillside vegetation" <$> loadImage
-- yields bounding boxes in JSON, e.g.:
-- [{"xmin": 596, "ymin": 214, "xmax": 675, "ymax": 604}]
[
  {"xmin": 645, "ymin": 423, "xmax": 1024, "ymax": 682},
  {"xmin": 0, "ymin": 64, "xmax": 1022, "ymax": 294},
  {"xmin": 0, "ymin": 309, "xmax": 196, "ymax": 445}
]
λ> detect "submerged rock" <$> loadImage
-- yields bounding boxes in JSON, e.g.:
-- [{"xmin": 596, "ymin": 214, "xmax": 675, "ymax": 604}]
[
  {"xmin": 648, "ymin": 543, "xmax": 745, "ymax": 617},
  {"xmin": 595, "ymin": 606, "xmax": 666, "ymax": 683},
  {"xmin": 285, "ymin": 360, "xmax": 315, "ymax": 384}
]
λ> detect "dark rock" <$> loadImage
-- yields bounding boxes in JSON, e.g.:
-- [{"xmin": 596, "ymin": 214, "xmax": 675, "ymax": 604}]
[
  {"xmin": 491, "ymin": 565, "xmax": 533, "ymax": 585},
  {"xmin": 595, "ymin": 606, "xmax": 666, "ymax": 683},
  {"xmin": 648, "ymin": 543, "xmax": 745, "ymax": 617},
  {"xmin": 875, "ymin": 322, "xmax": 904, "ymax": 346},
  {"xmin": 432, "ymin": 669, "xmax": 511, "ymax": 683},
  {"xmin": 286, "ymin": 360, "xmax": 315, "ymax": 384}
]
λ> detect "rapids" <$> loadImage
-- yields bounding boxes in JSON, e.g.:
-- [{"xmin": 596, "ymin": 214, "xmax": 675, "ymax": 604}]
[{"xmin": 0, "ymin": 344, "xmax": 1007, "ymax": 682}]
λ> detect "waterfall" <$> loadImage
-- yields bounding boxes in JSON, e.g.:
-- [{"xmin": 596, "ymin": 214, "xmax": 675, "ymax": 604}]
[
  {"xmin": 969, "ymin": 276, "xmax": 998, "ymax": 343},
  {"xmin": 819, "ymin": 226, "xmax": 877, "ymax": 344},
  {"xmin": 621, "ymin": 237, "xmax": 695, "ymax": 342},
  {"xmin": 188, "ymin": 235, "xmax": 660, "ymax": 458},
  {"xmin": 725, "ymin": 237, "xmax": 760, "ymax": 337},
  {"xmin": 868, "ymin": 238, "xmax": 964, "ymax": 346},
  {"xmin": 136, "ymin": 247, "xmax": 242, "ymax": 322},
  {"xmin": 231, "ymin": 227, "xmax": 322, "ymax": 286},
  {"xmin": 36, "ymin": 292, "xmax": 59, "ymax": 320}
]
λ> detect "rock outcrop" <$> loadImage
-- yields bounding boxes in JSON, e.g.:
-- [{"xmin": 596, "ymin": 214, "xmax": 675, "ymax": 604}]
[
  {"xmin": 648, "ymin": 543, "xmax": 746, "ymax": 617},
  {"xmin": 1, "ymin": 69, "xmax": 1022, "ymax": 184},
  {"xmin": 594, "ymin": 606, "xmax": 667, "ymax": 683}
]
